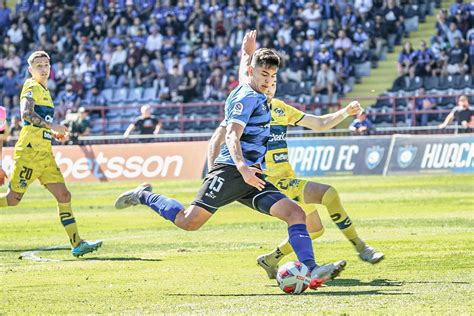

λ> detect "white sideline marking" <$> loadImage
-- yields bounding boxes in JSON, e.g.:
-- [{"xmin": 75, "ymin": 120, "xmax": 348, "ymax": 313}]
[{"xmin": 20, "ymin": 245, "xmax": 69, "ymax": 262}]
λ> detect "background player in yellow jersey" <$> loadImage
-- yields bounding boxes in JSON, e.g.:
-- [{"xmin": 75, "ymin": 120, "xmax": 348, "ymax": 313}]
[
  {"xmin": 208, "ymin": 31, "xmax": 384, "ymax": 279},
  {"xmin": 0, "ymin": 51, "xmax": 102, "ymax": 257}
]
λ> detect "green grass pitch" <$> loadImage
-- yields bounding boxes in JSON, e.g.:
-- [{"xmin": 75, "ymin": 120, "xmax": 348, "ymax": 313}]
[{"xmin": 1, "ymin": 174, "xmax": 473, "ymax": 314}]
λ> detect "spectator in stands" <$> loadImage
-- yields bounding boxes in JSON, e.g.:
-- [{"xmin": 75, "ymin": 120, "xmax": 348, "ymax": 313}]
[
  {"xmin": 381, "ymin": 0, "xmax": 405, "ymax": 52},
  {"xmin": 0, "ymin": 0, "xmax": 11, "ymax": 37},
  {"xmin": 204, "ymin": 67, "xmax": 227, "ymax": 100},
  {"xmin": 371, "ymin": 14, "xmax": 388, "ymax": 62},
  {"xmin": 160, "ymin": 65, "xmax": 184, "ymax": 102},
  {"xmin": 397, "ymin": 42, "xmax": 416, "ymax": 76},
  {"xmin": 123, "ymin": 105, "xmax": 161, "ymax": 139},
  {"xmin": 178, "ymin": 70, "xmax": 199, "ymax": 103},
  {"xmin": 414, "ymin": 40, "xmax": 437, "ymax": 77},
  {"xmin": 58, "ymin": 83, "xmax": 80, "ymax": 118},
  {"xmin": 312, "ymin": 62, "xmax": 336, "ymax": 101},
  {"xmin": 413, "ymin": 88, "xmax": 436, "ymax": 126},
  {"xmin": 334, "ymin": 48, "xmax": 352, "ymax": 95},
  {"xmin": 136, "ymin": 54, "xmax": 156, "ymax": 88},
  {"xmin": 354, "ymin": 0, "xmax": 373, "ymax": 15},
  {"xmin": 281, "ymin": 45, "xmax": 311, "ymax": 83},
  {"xmin": 118, "ymin": 56, "xmax": 138, "ymax": 89},
  {"xmin": 439, "ymin": 95, "xmax": 473, "ymax": 132},
  {"xmin": 334, "ymin": 30, "xmax": 353, "ymax": 54},
  {"xmin": 447, "ymin": 37, "xmax": 468, "ymax": 75},
  {"xmin": 1, "ymin": 69, "xmax": 20, "ymax": 109},
  {"xmin": 445, "ymin": 22, "xmax": 463, "ymax": 48},
  {"xmin": 109, "ymin": 43, "xmax": 127, "ymax": 74},
  {"xmin": 226, "ymin": 73, "xmax": 239, "ymax": 93},
  {"xmin": 3, "ymin": 46, "xmax": 20, "ymax": 73},
  {"xmin": 62, "ymin": 107, "xmax": 91, "ymax": 145},
  {"xmin": 350, "ymin": 111, "xmax": 375, "ymax": 135},
  {"xmin": 86, "ymin": 86, "xmax": 107, "ymax": 117},
  {"xmin": 94, "ymin": 52, "xmax": 107, "ymax": 90}
]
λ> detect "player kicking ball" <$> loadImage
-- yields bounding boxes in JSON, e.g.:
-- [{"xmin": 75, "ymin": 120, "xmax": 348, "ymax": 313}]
[
  {"xmin": 0, "ymin": 51, "xmax": 102, "ymax": 257},
  {"xmin": 208, "ymin": 31, "xmax": 384, "ymax": 280},
  {"xmin": 115, "ymin": 45, "xmax": 346, "ymax": 289}
]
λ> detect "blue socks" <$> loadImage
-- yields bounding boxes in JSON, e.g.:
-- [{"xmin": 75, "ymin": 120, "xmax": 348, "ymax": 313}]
[
  {"xmin": 288, "ymin": 224, "xmax": 317, "ymax": 271},
  {"xmin": 139, "ymin": 191, "xmax": 183, "ymax": 223}
]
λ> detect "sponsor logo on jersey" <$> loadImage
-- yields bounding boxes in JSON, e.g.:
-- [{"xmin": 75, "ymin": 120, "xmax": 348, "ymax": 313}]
[
  {"xmin": 269, "ymin": 132, "xmax": 287, "ymax": 142},
  {"xmin": 273, "ymin": 152, "xmax": 289, "ymax": 163},
  {"xmin": 43, "ymin": 131, "xmax": 53, "ymax": 140},
  {"xmin": 365, "ymin": 145, "xmax": 385, "ymax": 170},
  {"xmin": 397, "ymin": 145, "xmax": 417, "ymax": 168},
  {"xmin": 274, "ymin": 107, "xmax": 285, "ymax": 117},
  {"xmin": 233, "ymin": 102, "xmax": 243, "ymax": 115}
]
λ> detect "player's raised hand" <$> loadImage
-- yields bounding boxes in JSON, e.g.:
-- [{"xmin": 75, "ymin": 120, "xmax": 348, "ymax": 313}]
[
  {"xmin": 242, "ymin": 30, "xmax": 257, "ymax": 56},
  {"xmin": 0, "ymin": 168, "xmax": 8, "ymax": 186},
  {"xmin": 345, "ymin": 101, "xmax": 362, "ymax": 116},
  {"xmin": 239, "ymin": 165, "xmax": 265, "ymax": 191}
]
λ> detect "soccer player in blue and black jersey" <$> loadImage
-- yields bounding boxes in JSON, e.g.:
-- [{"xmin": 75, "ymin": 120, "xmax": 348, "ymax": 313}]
[{"xmin": 115, "ymin": 44, "xmax": 345, "ymax": 289}]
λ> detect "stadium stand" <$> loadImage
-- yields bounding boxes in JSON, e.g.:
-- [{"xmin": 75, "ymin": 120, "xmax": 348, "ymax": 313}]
[
  {"xmin": 366, "ymin": 2, "xmax": 473, "ymax": 127},
  {"xmin": 0, "ymin": 0, "xmax": 470, "ymax": 135}
]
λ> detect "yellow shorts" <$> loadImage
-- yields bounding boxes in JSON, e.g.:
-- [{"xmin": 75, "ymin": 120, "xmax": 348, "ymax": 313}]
[
  {"xmin": 10, "ymin": 149, "xmax": 65, "ymax": 193},
  {"xmin": 267, "ymin": 177, "xmax": 315, "ymax": 213}
]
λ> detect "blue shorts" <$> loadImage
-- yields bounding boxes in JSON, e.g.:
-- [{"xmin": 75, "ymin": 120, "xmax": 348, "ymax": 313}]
[{"xmin": 192, "ymin": 164, "xmax": 287, "ymax": 215}]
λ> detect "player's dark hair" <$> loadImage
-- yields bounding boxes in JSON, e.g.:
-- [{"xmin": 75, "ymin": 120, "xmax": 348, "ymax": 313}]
[{"xmin": 251, "ymin": 48, "xmax": 280, "ymax": 69}]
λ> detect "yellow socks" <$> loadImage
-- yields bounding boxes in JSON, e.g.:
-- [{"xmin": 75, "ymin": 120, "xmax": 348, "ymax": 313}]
[
  {"xmin": 265, "ymin": 227, "xmax": 325, "ymax": 266},
  {"xmin": 58, "ymin": 202, "xmax": 81, "ymax": 247},
  {"xmin": 0, "ymin": 195, "xmax": 8, "ymax": 207},
  {"xmin": 321, "ymin": 187, "xmax": 366, "ymax": 252}
]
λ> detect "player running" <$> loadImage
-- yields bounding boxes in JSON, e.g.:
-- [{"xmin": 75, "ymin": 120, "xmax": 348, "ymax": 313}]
[
  {"xmin": 0, "ymin": 51, "xmax": 102, "ymax": 257},
  {"xmin": 208, "ymin": 31, "xmax": 384, "ymax": 279},
  {"xmin": 115, "ymin": 45, "xmax": 346, "ymax": 289}
]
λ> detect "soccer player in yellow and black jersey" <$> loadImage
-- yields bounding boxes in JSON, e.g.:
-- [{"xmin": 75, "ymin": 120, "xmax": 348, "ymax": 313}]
[
  {"xmin": 0, "ymin": 51, "xmax": 102, "ymax": 257},
  {"xmin": 208, "ymin": 31, "xmax": 384, "ymax": 279}
]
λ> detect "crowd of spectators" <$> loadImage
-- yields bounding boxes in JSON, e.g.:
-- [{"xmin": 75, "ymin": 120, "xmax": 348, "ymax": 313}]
[{"xmin": 0, "ymin": 0, "xmax": 438, "ymax": 128}]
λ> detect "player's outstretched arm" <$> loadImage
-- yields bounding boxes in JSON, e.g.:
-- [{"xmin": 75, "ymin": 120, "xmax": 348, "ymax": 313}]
[
  {"xmin": 21, "ymin": 96, "xmax": 67, "ymax": 135},
  {"xmin": 207, "ymin": 126, "xmax": 226, "ymax": 170},
  {"xmin": 238, "ymin": 30, "xmax": 257, "ymax": 84},
  {"xmin": 298, "ymin": 101, "xmax": 362, "ymax": 131}
]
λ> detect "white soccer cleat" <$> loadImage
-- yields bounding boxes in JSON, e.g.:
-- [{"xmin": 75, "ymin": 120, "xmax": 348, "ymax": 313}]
[
  {"xmin": 359, "ymin": 245, "xmax": 385, "ymax": 264},
  {"xmin": 309, "ymin": 260, "xmax": 346, "ymax": 290},
  {"xmin": 114, "ymin": 183, "xmax": 152, "ymax": 209},
  {"xmin": 257, "ymin": 254, "xmax": 278, "ymax": 280}
]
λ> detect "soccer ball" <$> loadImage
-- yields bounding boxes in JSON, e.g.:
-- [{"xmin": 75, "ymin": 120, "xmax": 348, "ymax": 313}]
[{"xmin": 276, "ymin": 261, "xmax": 311, "ymax": 294}]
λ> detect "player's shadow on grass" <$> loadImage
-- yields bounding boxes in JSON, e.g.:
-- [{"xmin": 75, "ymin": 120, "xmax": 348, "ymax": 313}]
[
  {"xmin": 76, "ymin": 257, "xmax": 162, "ymax": 262},
  {"xmin": 169, "ymin": 290, "xmax": 412, "ymax": 297},
  {"xmin": 330, "ymin": 278, "xmax": 404, "ymax": 287}
]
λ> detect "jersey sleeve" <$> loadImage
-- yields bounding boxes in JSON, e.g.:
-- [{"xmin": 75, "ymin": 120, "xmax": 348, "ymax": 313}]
[
  {"xmin": 21, "ymin": 81, "xmax": 36, "ymax": 100},
  {"xmin": 282, "ymin": 102, "xmax": 305, "ymax": 126},
  {"xmin": 227, "ymin": 95, "xmax": 257, "ymax": 127}
]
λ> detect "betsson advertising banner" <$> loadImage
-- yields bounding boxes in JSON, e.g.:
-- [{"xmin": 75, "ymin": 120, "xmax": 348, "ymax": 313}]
[{"xmin": 2, "ymin": 142, "xmax": 208, "ymax": 182}]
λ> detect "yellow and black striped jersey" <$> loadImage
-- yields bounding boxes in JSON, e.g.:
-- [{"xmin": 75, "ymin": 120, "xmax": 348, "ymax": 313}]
[
  {"xmin": 265, "ymin": 99, "xmax": 305, "ymax": 180},
  {"xmin": 15, "ymin": 78, "xmax": 55, "ymax": 152}
]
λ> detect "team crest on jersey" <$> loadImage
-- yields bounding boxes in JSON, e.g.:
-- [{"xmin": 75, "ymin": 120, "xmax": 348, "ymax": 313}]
[
  {"xmin": 24, "ymin": 90, "xmax": 33, "ymax": 98},
  {"xmin": 365, "ymin": 146, "xmax": 385, "ymax": 170},
  {"xmin": 19, "ymin": 179, "xmax": 27, "ymax": 188},
  {"xmin": 289, "ymin": 179, "xmax": 301, "ymax": 187},
  {"xmin": 274, "ymin": 107, "xmax": 285, "ymax": 117},
  {"xmin": 233, "ymin": 102, "xmax": 243, "ymax": 115},
  {"xmin": 262, "ymin": 101, "xmax": 269, "ymax": 111},
  {"xmin": 397, "ymin": 145, "xmax": 417, "ymax": 168}
]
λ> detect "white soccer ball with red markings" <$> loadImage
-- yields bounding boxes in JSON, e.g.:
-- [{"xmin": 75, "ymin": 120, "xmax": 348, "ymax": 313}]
[{"xmin": 276, "ymin": 261, "xmax": 311, "ymax": 294}]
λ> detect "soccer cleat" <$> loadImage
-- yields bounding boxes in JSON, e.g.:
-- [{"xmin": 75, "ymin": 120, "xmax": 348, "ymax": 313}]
[
  {"xmin": 309, "ymin": 260, "xmax": 347, "ymax": 290},
  {"xmin": 359, "ymin": 245, "xmax": 385, "ymax": 264},
  {"xmin": 257, "ymin": 254, "xmax": 278, "ymax": 279},
  {"xmin": 72, "ymin": 240, "xmax": 103, "ymax": 257},
  {"xmin": 114, "ymin": 183, "xmax": 152, "ymax": 209}
]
